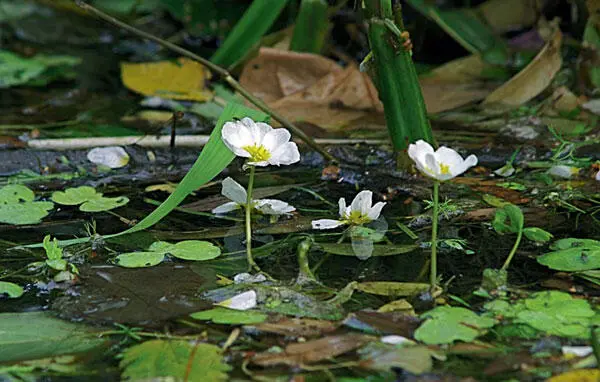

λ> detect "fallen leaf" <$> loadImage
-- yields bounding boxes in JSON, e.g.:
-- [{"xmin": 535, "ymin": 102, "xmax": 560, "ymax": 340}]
[
  {"xmin": 251, "ymin": 317, "xmax": 339, "ymax": 337},
  {"xmin": 484, "ymin": 29, "xmax": 563, "ymax": 106},
  {"xmin": 344, "ymin": 311, "xmax": 421, "ymax": 337},
  {"xmin": 547, "ymin": 370, "xmax": 600, "ymax": 382},
  {"xmin": 121, "ymin": 57, "xmax": 212, "ymax": 101}
]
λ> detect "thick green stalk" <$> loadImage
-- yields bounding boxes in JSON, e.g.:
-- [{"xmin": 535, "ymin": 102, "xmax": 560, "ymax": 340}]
[
  {"xmin": 430, "ymin": 181, "xmax": 439, "ymax": 290},
  {"xmin": 245, "ymin": 166, "xmax": 260, "ymax": 272},
  {"xmin": 290, "ymin": 0, "xmax": 329, "ymax": 53},
  {"xmin": 363, "ymin": 0, "xmax": 434, "ymax": 159},
  {"xmin": 500, "ymin": 228, "xmax": 523, "ymax": 272},
  {"xmin": 210, "ymin": 0, "xmax": 291, "ymax": 68}
]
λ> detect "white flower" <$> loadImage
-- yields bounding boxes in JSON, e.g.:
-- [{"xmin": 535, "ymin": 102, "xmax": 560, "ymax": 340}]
[
  {"xmin": 211, "ymin": 177, "xmax": 295, "ymax": 215},
  {"xmin": 407, "ymin": 140, "xmax": 478, "ymax": 181},
  {"xmin": 596, "ymin": 170, "xmax": 600, "ymax": 181},
  {"xmin": 221, "ymin": 117, "xmax": 300, "ymax": 166},
  {"xmin": 561, "ymin": 346, "xmax": 593, "ymax": 358},
  {"xmin": 216, "ymin": 290, "xmax": 257, "ymax": 310},
  {"xmin": 548, "ymin": 165, "xmax": 580, "ymax": 179},
  {"xmin": 87, "ymin": 146, "xmax": 130, "ymax": 169},
  {"xmin": 311, "ymin": 190, "xmax": 386, "ymax": 230}
]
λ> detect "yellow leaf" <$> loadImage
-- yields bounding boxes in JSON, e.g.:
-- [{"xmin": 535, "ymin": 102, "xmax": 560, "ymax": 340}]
[
  {"xmin": 121, "ymin": 57, "xmax": 212, "ymax": 101},
  {"xmin": 548, "ymin": 369, "xmax": 600, "ymax": 382}
]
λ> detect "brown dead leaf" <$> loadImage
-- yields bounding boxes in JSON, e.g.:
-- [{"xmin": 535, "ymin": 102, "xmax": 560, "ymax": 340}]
[
  {"xmin": 251, "ymin": 318, "xmax": 339, "ymax": 337},
  {"xmin": 349, "ymin": 311, "xmax": 421, "ymax": 337},
  {"xmin": 251, "ymin": 334, "xmax": 374, "ymax": 367},
  {"xmin": 483, "ymin": 29, "xmax": 562, "ymax": 106}
]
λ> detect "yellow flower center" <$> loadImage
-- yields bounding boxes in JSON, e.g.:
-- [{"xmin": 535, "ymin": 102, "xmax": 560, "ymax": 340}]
[
  {"xmin": 243, "ymin": 144, "xmax": 271, "ymax": 162},
  {"xmin": 343, "ymin": 210, "xmax": 371, "ymax": 226},
  {"xmin": 439, "ymin": 163, "xmax": 451, "ymax": 175}
]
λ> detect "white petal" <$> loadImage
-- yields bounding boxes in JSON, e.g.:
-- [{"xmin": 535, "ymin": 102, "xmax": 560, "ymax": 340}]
[
  {"xmin": 367, "ymin": 201, "xmax": 386, "ymax": 220},
  {"xmin": 548, "ymin": 165, "xmax": 579, "ymax": 179},
  {"xmin": 311, "ymin": 219, "xmax": 345, "ymax": 230},
  {"xmin": 269, "ymin": 142, "xmax": 300, "ymax": 166},
  {"xmin": 247, "ymin": 160, "xmax": 270, "ymax": 167},
  {"xmin": 407, "ymin": 140, "xmax": 434, "ymax": 169},
  {"xmin": 261, "ymin": 128, "xmax": 291, "ymax": 152},
  {"xmin": 434, "ymin": 146, "xmax": 464, "ymax": 168},
  {"xmin": 212, "ymin": 202, "xmax": 241, "ymax": 214},
  {"xmin": 87, "ymin": 146, "xmax": 130, "ymax": 169},
  {"xmin": 338, "ymin": 197, "xmax": 347, "ymax": 218},
  {"xmin": 222, "ymin": 122, "xmax": 252, "ymax": 157},
  {"xmin": 596, "ymin": 171, "xmax": 600, "ymax": 181},
  {"xmin": 562, "ymin": 346, "xmax": 593, "ymax": 357},
  {"xmin": 255, "ymin": 199, "xmax": 295, "ymax": 215},
  {"xmin": 221, "ymin": 177, "xmax": 247, "ymax": 204},
  {"xmin": 248, "ymin": 120, "xmax": 271, "ymax": 145},
  {"xmin": 216, "ymin": 290, "xmax": 257, "ymax": 310},
  {"xmin": 350, "ymin": 190, "xmax": 373, "ymax": 216},
  {"xmin": 381, "ymin": 335, "xmax": 413, "ymax": 345},
  {"xmin": 424, "ymin": 153, "xmax": 442, "ymax": 180},
  {"xmin": 450, "ymin": 153, "xmax": 478, "ymax": 178}
]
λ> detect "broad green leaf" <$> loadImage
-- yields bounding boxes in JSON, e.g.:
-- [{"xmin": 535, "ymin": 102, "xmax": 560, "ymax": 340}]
[
  {"xmin": 0, "ymin": 184, "xmax": 35, "ymax": 203},
  {"xmin": 191, "ymin": 307, "xmax": 268, "ymax": 324},
  {"xmin": 51, "ymin": 186, "xmax": 98, "ymax": 205},
  {"xmin": 523, "ymin": 227, "xmax": 553, "ymax": 243},
  {"xmin": 120, "ymin": 340, "xmax": 231, "ymax": 382},
  {"xmin": 46, "ymin": 259, "xmax": 67, "ymax": 271},
  {"xmin": 289, "ymin": 0, "xmax": 329, "ymax": 54},
  {"xmin": 0, "ymin": 50, "xmax": 46, "ymax": 88},
  {"xmin": 537, "ymin": 247, "xmax": 600, "ymax": 271},
  {"xmin": 116, "ymin": 252, "xmax": 165, "ymax": 268},
  {"xmin": 414, "ymin": 306, "xmax": 497, "ymax": 345},
  {"xmin": 210, "ymin": 0, "xmax": 291, "ymax": 68},
  {"xmin": 492, "ymin": 204, "xmax": 524, "ymax": 234},
  {"xmin": 80, "ymin": 196, "xmax": 129, "ymax": 212},
  {"xmin": 43, "ymin": 235, "xmax": 63, "ymax": 260},
  {"xmin": 319, "ymin": 243, "xmax": 418, "ymax": 257},
  {"xmin": 0, "ymin": 202, "xmax": 53, "ymax": 225},
  {"xmin": 166, "ymin": 240, "xmax": 221, "ymax": 261},
  {"xmin": 0, "ymin": 281, "xmax": 24, "ymax": 298},
  {"xmin": 355, "ymin": 282, "xmax": 429, "ymax": 297},
  {"xmin": 0, "ymin": 312, "xmax": 107, "ymax": 363},
  {"xmin": 550, "ymin": 238, "xmax": 600, "ymax": 251}
]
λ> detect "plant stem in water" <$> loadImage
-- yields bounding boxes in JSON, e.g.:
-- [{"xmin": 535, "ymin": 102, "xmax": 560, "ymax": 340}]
[
  {"xmin": 501, "ymin": 227, "xmax": 523, "ymax": 272},
  {"xmin": 430, "ymin": 181, "xmax": 440, "ymax": 290},
  {"xmin": 245, "ymin": 165, "xmax": 260, "ymax": 272}
]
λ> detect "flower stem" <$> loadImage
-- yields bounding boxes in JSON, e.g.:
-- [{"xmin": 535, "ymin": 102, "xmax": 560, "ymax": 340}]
[
  {"xmin": 500, "ymin": 228, "xmax": 523, "ymax": 272},
  {"xmin": 245, "ymin": 166, "xmax": 260, "ymax": 272},
  {"xmin": 430, "ymin": 181, "xmax": 440, "ymax": 290}
]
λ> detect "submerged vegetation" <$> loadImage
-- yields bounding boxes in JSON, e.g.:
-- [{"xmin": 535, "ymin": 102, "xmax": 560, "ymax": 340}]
[{"xmin": 1, "ymin": 0, "xmax": 600, "ymax": 381}]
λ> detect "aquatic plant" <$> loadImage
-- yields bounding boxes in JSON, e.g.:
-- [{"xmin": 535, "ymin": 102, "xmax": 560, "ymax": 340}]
[{"xmin": 311, "ymin": 190, "xmax": 386, "ymax": 230}]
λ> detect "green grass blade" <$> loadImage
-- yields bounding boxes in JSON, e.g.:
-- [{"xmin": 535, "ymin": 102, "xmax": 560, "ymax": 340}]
[
  {"xmin": 17, "ymin": 103, "xmax": 268, "ymax": 248},
  {"xmin": 210, "ymin": 0, "xmax": 291, "ymax": 68},
  {"xmin": 289, "ymin": 0, "xmax": 329, "ymax": 53}
]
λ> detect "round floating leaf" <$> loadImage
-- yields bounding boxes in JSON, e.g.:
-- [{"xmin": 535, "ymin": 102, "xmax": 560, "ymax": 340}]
[
  {"xmin": 550, "ymin": 238, "xmax": 600, "ymax": 251},
  {"xmin": 51, "ymin": 186, "xmax": 98, "ymax": 206},
  {"xmin": 120, "ymin": 340, "xmax": 231, "ymax": 382},
  {"xmin": 415, "ymin": 306, "xmax": 497, "ymax": 345},
  {"xmin": 168, "ymin": 240, "xmax": 221, "ymax": 261},
  {"xmin": 190, "ymin": 307, "xmax": 267, "ymax": 324},
  {"xmin": 116, "ymin": 252, "xmax": 165, "ymax": 268},
  {"xmin": 0, "ymin": 281, "xmax": 23, "ymax": 298},
  {"xmin": 537, "ymin": 247, "xmax": 600, "ymax": 271},
  {"xmin": 0, "ymin": 202, "xmax": 54, "ymax": 225},
  {"xmin": 0, "ymin": 184, "xmax": 35, "ymax": 204},
  {"xmin": 80, "ymin": 196, "xmax": 129, "ymax": 212},
  {"xmin": 148, "ymin": 241, "xmax": 175, "ymax": 252}
]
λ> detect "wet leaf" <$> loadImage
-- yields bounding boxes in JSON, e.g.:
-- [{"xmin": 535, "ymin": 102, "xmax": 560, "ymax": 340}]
[
  {"xmin": 121, "ymin": 57, "xmax": 212, "ymax": 101},
  {"xmin": 343, "ymin": 311, "xmax": 421, "ymax": 337},
  {"xmin": 414, "ymin": 306, "xmax": 497, "ymax": 345},
  {"xmin": 523, "ymin": 227, "xmax": 553, "ymax": 243},
  {"xmin": 80, "ymin": 196, "xmax": 129, "ymax": 212},
  {"xmin": 537, "ymin": 247, "xmax": 600, "ymax": 271},
  {"xmin": 359, "ymin": 342, "xmax": 433, "ymax": 375},
  {"xmin": 115, "ymin": 252, "xmax": 165, "ymax": 268},
  {"xmin": 548, "ymin": 369, "xmax": 600, "ymax": 382},
  {"xmin": 252, "ymin": 334, "xmax": 374, "ymax": 367},
  {"xmin": 251, "ymin": 318, "xmax": 339, "ymax": 337},
  {"xmin": 51, "ymin": 186, "xmax": 129, "ymax": 212},
  {"xmin": 190, "ymin": 307, "xmax": 267, "ymax": 324},
  {"xmin": 319, "ymin": 243, "xmax": 418, "ymax": 257},
  {"xmin": 0, "ymin": 281, "xmax": 23, "ymax": 298},
  {"xmin": 0, "ymin": 184, "xmax": 53, "ymax": 225},
  {"xmin": 0, "ymin": 312, "xmax": 108, "ymax": 363},
  {"xmin": 550, "ymin": 238, "xmax": 600, "ymax": 251},
  {"xmin": 120, "ymin": 340, "xmax": 230, "ymax": 382},
  {"xmin": 492, "ymin": 203, "xmax": 524, "ymax": 234},
  {"xmin": 355, "ymin": 282, "xmax": 429, "ymax": 297}
]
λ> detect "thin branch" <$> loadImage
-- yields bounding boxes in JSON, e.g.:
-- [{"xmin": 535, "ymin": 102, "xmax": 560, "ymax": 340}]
[{"xmin": 74, "ymin": 1, "xmax": 336, "ymax": 162}]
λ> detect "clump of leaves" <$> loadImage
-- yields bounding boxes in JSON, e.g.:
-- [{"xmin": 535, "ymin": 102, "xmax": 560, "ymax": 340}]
[
  {"xmin": 414, "ymin": 306, "xmax": 497, "ymax": 345},
  {"xmin": 51, "ymin": 186, "xmax": 129, "ymax": 212},
  {"xmin": 119, "ymin": 340, "xmax": 230, "ymax": 382},
  {"xmin": 28, "ymin": 235, "xmax": 78, "ymax": 282},
  {"xmin": 0, "ymin": 184, "xmax": 53, "ymax": 225},
  {"xmin": 115, "ymin": 240, "xmax": 221, "ymax": 268},
  {"xmin": 485, "ymin": 291, "xmax": 598, "ymax": 338}
]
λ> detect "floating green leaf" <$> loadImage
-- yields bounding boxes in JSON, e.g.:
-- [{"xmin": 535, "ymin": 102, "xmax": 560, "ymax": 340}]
[
  {"xmin": 0, "ymin": 50, "xmax": 80, "ymax": 88},
  {"xmin": 319, "ymin": 243, "xmax": 417, "ymax": 257},
  {"xmin": 191, "ymin": 307, "xmax": 268, "ymax": 324},
  {"xmin": 51, "ymin": 186, "xmax": 129, "ymax": 212},
  {"xmin": 414, "ymin": 306, "xmax": 497, "ymax": 345},
  {"xmin": 537, "ymin": 247, "xmax": 600, "ymax": 271},
  {"xmin": 116, "ymin": 240, "xmax": 221, "ymax": 268},
  {"xmin": 355, "ymin": 282, "xmax": 429, "ymax": 297},
  {"xmin": 0, "ymin": 312, "xmax": 107, "ymax": 363},
  {"xmin": 120, "ymin": 340, "xmax": 231, "ymax": 382},
  {"xmin": 116, "ymin": 252, "xmax": 166, "ymax": 268},
  {"xmin": 0, "ymin": 281, "xmax": 24, "ymax": 298},
  {"xmin": 550, "ymin": 238, "xmax": 600, "ymax": 251},
  {"xmin": 523, "ymin": 227, "xmax": 553, "ymax": 243},
  {"xmin": 0, "ymin": 184, "xmax": 53, "ymax": 225}
]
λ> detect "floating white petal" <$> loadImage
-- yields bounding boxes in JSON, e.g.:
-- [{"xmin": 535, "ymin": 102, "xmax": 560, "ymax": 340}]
[
  {"xmin": 212, "ymin": 177, "xmax": 295, "ymax": 216},
  {"xmin": 87, "ymin": 146, "xmax": 130, "ymax": 169},
  {"xmin": 311, "ymin": 190, "xmax": 386, "ymax": 230},
  {"xmin": 407, "ymin": 140, "xmax": 477, "ymax": 181},
  {"xmin": 548, "ymin": 165, "xmax": 580, "ymax": 179},
  {"xmin": 561, "ymin": 346, "xmax": 593, "ymax": 357},
  {"xmin": 216, "ymin": 290, "xmax": 257, "ymax": 310}
]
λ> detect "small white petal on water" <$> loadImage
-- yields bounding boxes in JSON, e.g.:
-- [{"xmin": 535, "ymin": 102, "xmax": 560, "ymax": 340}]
[{"xmin": 87, "ymin": 146, "xmax": 130, "ymax": 169}]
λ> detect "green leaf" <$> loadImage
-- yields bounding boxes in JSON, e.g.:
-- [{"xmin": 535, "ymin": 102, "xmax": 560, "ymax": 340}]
[
  {"xmin": 46, "ymin": 258, "xmax": 68, "ymax": 271},
  {"xmin": 51, "ymin": 186, "xmax": 129, "ymax": 212},
  {"xmin": 0, "ymin": 184, "xmax": 35, "ymax": 203},
  {"xmin": 191, "ymin": 307, "xmax": 268, "ymax": 324},
  {"xmin": 523, "ymin": 227, "xmax": 553, "ymax": 243},
  {"xmin": 537, "ymin": 247, "xmax": 600, "ymax": 271},
  {"xmin": 289, "ymin": 0, "xmax": 329, "ymax": 54},
  {"xmin": 120, "ymin": 340, "xmax": 231, "ymax": 382},
  {"xmin": 0, "ymin": 185, "xmax": 53, "ymax": 225},
  {"xmin": 414, "ymin": 306, "xmax": 497, "ymax": 345},
  {"xmin": 319, "ymin": 243, "xmax": 418, "ymax": 257},
  {"xmin": 0, "ymin": 50, "xmax": 80, "ymax": 88},
  {"xmin": 210, "ymin": 0, "xmax": 291, "ymax": 68},
  {"xmin": 0, "ymin": 312, "xmax": 107, "ymax": 363},
  {"xmin": 492, "ymin": 203, "xmax": 524, "ymax": 234},
  {"xmin": 43, "ymin": 235, "xmax": 64, "ymax": 261},
  {"xmin": 166, "ymin": 240, "xmax": 221, "ymax": 261},
  {"xmin": 116, "ymin": 252, "xmax": 166, "ymax": 268},
  {"xmin": 583, "ymin": 14, "xmax": 600, "ymax": 89},
  {"xmin": 0, "ymin": 281, "xmax": 24, "ymax": 298},
  {"xmin": 80, "ymin": 196, "xmax": 129, "ymax": 212},
  {"xmin": 550, "ymin": 238, "xmax": 600, "ymax": 251},
  {"xmin": 355, "ymin": 282, "xmax": 430, "ymax": 297}
]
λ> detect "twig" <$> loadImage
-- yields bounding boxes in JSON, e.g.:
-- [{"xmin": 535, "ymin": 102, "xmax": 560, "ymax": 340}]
[{"xmin": 74, "ymin": 1, "xmax": 336, "ymax": 163}]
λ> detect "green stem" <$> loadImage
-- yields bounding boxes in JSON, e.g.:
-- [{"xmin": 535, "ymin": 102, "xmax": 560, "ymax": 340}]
[
  {"xmin": 500, "ymin": 228, "xmax": 523, "ymax": 272},
  {"xmin": 245, "ymin": 166, "xmax": 260, "ymax": 272},
  {"xmin": 430, "ymin": 181, "xmax": 439, "ymax": 290}
]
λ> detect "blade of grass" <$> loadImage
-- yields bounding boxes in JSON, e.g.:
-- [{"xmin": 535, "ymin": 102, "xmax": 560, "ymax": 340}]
[
  {"xmin": 210, "ymin": 0, "xmax": 291, "ymax": 68},
  {"xmin": 289, "ymin": 0, "xmax": 329, "ymax": 53},
  {"xmin": 17, "ymin": 102, "xmax": 267, "ymax": 248}
]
